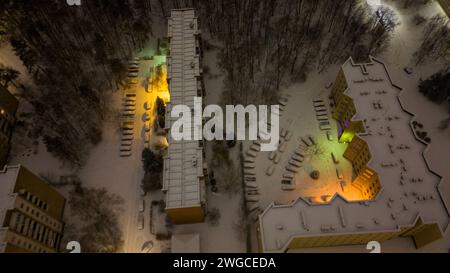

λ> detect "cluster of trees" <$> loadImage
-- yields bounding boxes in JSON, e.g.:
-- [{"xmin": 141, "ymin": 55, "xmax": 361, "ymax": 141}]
[
  {"xmin": 159, "ymin": 0, "xmax": 398, "ymax": 105},
  {"xmin": 141, "ymin": 147, "xmax": 163, "ymax": 192},
  {"xmin": 414, "ymin": 15, "xmax": 450, "ymax": 66},
  {"xmin": 389, "ymin": 0, "xmax": 431, "ymax": 9},
  {"xmin": 211, "ymin": 141, "xmax": 231, "ymax": 167},
  {"xmin": 0, "ymin": 65, "xmax": 19, "ymax": 88},
  {"xmin": 439, "ymin": 118, "xmax": 450, "ymax": 131},
  {"xmin": 0, "ymin": 1, "xmax": 153, "ymax": 167},
  {"xmin": 419, "ymin": 71, "xmax": 450, "ymax": 111},
  {"xmin": 412, "ymin": 121, "xmax": 431, "ymax": 143},
  {"xmin": 0, "ymin": 0, "xmax": 405, "ymax": 165},
  {"xmin": 206, "ymin": 207, "xmax": 221, "ymax": 226},
  {"xmin": 155, "ymin": 96, "xmax": 166, "ymax": 129},
  {"xmin": 64, "ymin": 186, "xmax": 124, "ymax": 253}
]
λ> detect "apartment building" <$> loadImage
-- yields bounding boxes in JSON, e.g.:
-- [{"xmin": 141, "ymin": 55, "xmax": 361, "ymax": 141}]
[
  {"xmin": 0, "ymin": 165, "xmax": 66, "ymax": 253},
  {"xmin": 162, "ymin": 9, "xmax": 208, "ymax": 224},
  {"xmin": 257, "ymin": 57, "xmax": 450, "ymax": 252},
  {"xmin": 0, "ymin": 86, "xmax": 18, "ymax": 167}
]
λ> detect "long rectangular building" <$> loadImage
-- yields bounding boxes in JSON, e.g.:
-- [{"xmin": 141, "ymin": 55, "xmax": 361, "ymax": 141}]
[{"xmin": 162, "ymin": 9, "xmax": 207, "ymax": 224}]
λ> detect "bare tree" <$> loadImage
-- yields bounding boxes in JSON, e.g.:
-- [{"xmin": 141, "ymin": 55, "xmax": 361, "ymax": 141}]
[{"xmin": 414, "ymin": 15, "xmax": 450, "ymax": 66}]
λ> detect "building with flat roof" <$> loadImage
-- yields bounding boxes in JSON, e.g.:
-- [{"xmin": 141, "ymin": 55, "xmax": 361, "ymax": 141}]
[
  {"xmin": 162, "ymin": 9, "xmax": 207, "ymax": 224},
  {"xmin": 257, "ymin": 57, "xmax": 450, "ymax": 252},
  {"xmin": 0, "ymin": 86, "xmax": 18, "ymax": 167},
  {"xmin": 0, "ymin": 165, "xmax": 66, "ymax": 253}
]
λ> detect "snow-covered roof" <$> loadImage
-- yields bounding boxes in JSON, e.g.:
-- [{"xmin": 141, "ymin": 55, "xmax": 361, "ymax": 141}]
[
  {"xmin": 163, "ymin": 9, "xmax": 204, "ymax": 209},
  {"xmin": 258, "ymin": 57, "xmax": 450, "ymax": 252},
  {"xmin": 166, "ymin": 9, "xmax": 201, "ymax": 107}
]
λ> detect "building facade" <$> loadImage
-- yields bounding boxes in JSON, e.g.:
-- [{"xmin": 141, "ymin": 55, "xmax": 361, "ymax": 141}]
[
  {"xmin": 0, "ymin": 165, "xmax": 66, "ymax": 253},
  {"xmin": 0, "ymin": 86, "xmax": 18, "ymax": 167},
  {"xmin": 162, "ymin": 9, "xmax": 208, "ymax": 224}
]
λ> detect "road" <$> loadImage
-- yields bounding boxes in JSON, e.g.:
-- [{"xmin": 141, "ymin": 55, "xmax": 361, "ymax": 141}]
[{"xmin": 121, "ymin": 54, "xmax": 167, "ymax": 253}]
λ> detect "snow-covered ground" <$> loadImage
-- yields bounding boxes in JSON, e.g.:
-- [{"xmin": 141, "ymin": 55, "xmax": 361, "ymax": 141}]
[
  {"xmin": 2, "ymin": 37, "xmax": 171, "ymax": 252},
  {"xmin": 249, "ymin": 0, "xmax": 450, "ymax": 253},
  {"xmin": 243, "ymin": 69, "xmax": 360, "ymax": 213},
  {"xmin": 288, "ymin": 0, "xmax": 450, "ymax": 253},
  {"xmin": 1, "ymin": 0, "xmax": 449, "ymax": 253},
  {"xmin": 377, "ymin": 0, "xmax": 450, "ymax": 253},
  {"xmin": 8, "ymin": 60, "xmax": 153, "ymax": 252},
  {"xmin": 170, "ymin": 181, "xmax": 247, "ymax": 252}
]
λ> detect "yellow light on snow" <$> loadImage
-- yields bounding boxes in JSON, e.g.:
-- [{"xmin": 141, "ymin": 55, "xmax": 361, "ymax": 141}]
[{"xmin": 150, "ymin": 65, "xmax": 170, "ymax": 103}]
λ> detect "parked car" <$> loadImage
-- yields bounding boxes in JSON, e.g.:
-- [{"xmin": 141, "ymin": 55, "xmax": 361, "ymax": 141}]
[
  {"xmin": 336, "ymin": 167, "xmax": 344, "ymax": 179},
  {"xmin": 139, "ymin": 188, "xmax": 146, "ymax": 197},
  {"xmin": 122, "ymin": 111, "xmax": 135, "ymax": 117},
  {"xmin": 326, "ymin": 130, "xmax": 333, "ymax": 141},
  {"xmin": 141, "ymin": 241, "xmax": 154, "ymax": 253},
  {"xmin": 245, "ymin": 176, "xmax": 256, "ymax": 182},
  {"xmin": 127, "ymin": 78, "xmax": 138, "ymax": 85},
  {"xmin": 137, "ymin": 213, "xmax": 144, "ymax": 230},
  {"xmin": 139, "ymin": 199, "xmax": 145, "ymax": 212}
]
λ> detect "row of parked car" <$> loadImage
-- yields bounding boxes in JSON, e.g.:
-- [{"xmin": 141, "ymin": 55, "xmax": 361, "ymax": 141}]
[
  {"xmin": 137, "ymin": 198, "xmax": 145, "ymax": 230},
  {"xmin": 313, "ymin": 98, "xmax": 332, "ymax": 131},
  {"xmin": 120, "ymin": 94, "xmax": 136, "ymax": 157},
  {"xmin": 120, "ymin": 58, "xmax": 141, "ymax": 157},
  {"xmin": 244, "ymin": 139, "xmax": 263, "ymax": 222},
  {"xmin": 127, "ymin": 58, "xmax": 139, "ymax": 85},
  {"xmin": 128, "ymin": 58, "xmax": 139, "ymax": 79}
]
